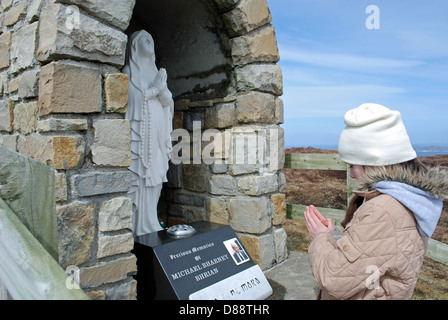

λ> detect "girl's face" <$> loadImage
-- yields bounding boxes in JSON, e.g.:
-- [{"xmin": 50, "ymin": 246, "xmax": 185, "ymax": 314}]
[{"xmin": 349, "ymin": 165, "xmax": 364, "ymax": 179}]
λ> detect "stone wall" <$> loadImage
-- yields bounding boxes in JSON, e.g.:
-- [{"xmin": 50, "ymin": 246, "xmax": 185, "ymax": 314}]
[
  {"xmin": 0, "ymin": 0, "xmax": 287, "ymax": 300},
  {"xmin": 0, "ymin": 0, "xmax": 136, "ymax": 300}
]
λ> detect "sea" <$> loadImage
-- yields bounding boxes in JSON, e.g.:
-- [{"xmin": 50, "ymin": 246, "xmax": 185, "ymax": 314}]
[{"xmin": 286, "ymin": 145, "xmax": 448, "ymax": 158}]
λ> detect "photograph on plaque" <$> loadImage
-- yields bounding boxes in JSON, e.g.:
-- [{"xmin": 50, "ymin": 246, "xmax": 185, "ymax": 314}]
[{"xmin": 223, "ymin": 238, "xmax": 250, "ymax": 266}]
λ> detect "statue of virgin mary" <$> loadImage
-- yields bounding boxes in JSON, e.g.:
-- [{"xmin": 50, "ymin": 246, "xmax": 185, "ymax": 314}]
[{"xmin": 122, "ymin": 30, "xmax": 174, "ymax": 236}]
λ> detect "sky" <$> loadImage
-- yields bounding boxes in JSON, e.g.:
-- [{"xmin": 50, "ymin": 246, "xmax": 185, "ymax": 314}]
[{"xmin": 266, "ymin": 0, "xmax": 448, "ymax": 148}]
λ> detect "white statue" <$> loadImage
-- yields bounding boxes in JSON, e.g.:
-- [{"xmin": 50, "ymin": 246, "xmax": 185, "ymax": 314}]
[{"xmin": 123, "ymin": 30, "xmax": 174, "ymax": 236}]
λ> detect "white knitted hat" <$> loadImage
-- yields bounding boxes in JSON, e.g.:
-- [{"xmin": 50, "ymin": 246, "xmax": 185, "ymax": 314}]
[{"xmin": 338, "ymin": 103, "xmax": 417, "ymax": 166}]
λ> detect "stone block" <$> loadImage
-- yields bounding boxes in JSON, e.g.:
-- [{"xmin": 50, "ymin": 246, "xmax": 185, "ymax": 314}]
[
  {"xmin": 105, "ymin": 279, "xmax": 136, "ymax": 300},
  {"xmin": 208, "ymin": 174, "xmax": 237, "ymax": 196},
  {"xmin": 278, "ymin": 171, "xmax": 286, "ymax": 193},
  {"xmin": 71, "ymin": 171, "xmax": 132, "ymax": 197},
  {"xmin": 0, "ymin": 134, "xmax": 17, "ymax": 150},
  {"xmin": 0, "ymin": 73, "xmax": 6, "ymax": 95},
  {"xmin": 98, "ymin": 197, "xmax": 133, "ymax": 232},
  {"xmin": 237, "ymin": 173, "xmax": 278, "ymax": 195},
  {"xmin": 13, "ymin": 101, "xmax": 38, "ymax": 134},
  {"xmin": 4, "ymin": 0, "xmax": 27, "ymax": 26},
  {"xmin": 18, "ymin": 69, "xmax": 39, "ymax": 98},
  {"xmin": 210, "ymin": 163, "xmax": 228, "ymax": 174},
  {"xmin": 38, "ymin": 61, "xmax": 102, "ymax": 116},
  {"xmin": 19, "ymin": 135, "xmax": 85, "ymax": 169},
  {"xmin": 238, "ymin": 232, "xmax": 275, "ymax": 270},
  {"xmin": 270, "ymin": 193, "xmax": 286, "ymax": 225},
  {"xmin": 168, "ymin": 204, "xmax": 206, "ymax": 223},
  {"xmin": 205, "ymin": 197, "xmax": 229, "ymax": 225},
  {"xmin": 186, "ymin": 206, "xmax": 207, "ymax": 223},
  {"xmin": 17, "ymin": 135, "xmax": 53, "ymax": 166},
  {"xmin": 235, "ymin": 64, "xmax": 282, "ymax": 95},
  {"xmin": 273, "ymin": 227, "xmax": 288, "ymax": 263},
  {"xmin": 0, "ymin": 0, "xmax": 13, "ymax": 12},
  {"xmin": 266, "ymin": 125, "xmax": 284, "ymax": 171},
  {"xmin": 167, "ymin": 204, "xmax": 186, "ymax": 220},
  {"xmin": 37, "ymin": 118, "xmax": 88, "ymax": 132},
  {"xmin": 274, "ymin": 97, "xmax": 284, "ymax": 124},
  {"xmin": 80, "ymin": 255, "xmax": 137, "ymax": 288},
  {"xmin": 228, "ymin": 197, "xmax": 271, "ymax": 233},
  {"xmin": 174, "ymin": 99, "xmax": 190, "ymax": 111},
  {"xmin": 236, "ymin": 91, "xmax": 275, "ymax": 123},
  {"xmin": 204, "ymin": 103, "xmax": 235, "ymax": 129},
  {"xmin": 55, "ymin": 0, "xmax": 135, "ymax": 31},
  {"xmin": 10, "ymin": 22, "xmax": 38, "ymax": 73},
  {"xmin": 8, "ymin": 76, "xmax": 19, "ymax": 93},
  {"xmin": 172, "ymin": 111, "xmax": 183, "ymax": 130},
  {"xmin": 54, "ymin": 171, "xmax": 67, "ymax": 202},
  {"xmin": 57, "ymin": 201, "xmax": 95, "ymax": 268},
  {"xmin": 0, "ymin": 31, "xmax": 11, "ymax": 69},
  {"xmin": 52, "ymin": 136, "xmax": 85, "ymax": 169},
  {"xmin": 26, "ymin": 0, "xmax": 45, "ymax": 22},
  {"xmin": 97, "ymin": 231, "xmax": 134, "ymax": 258},
  {"xmin": 92, "ymin": 119, "xmax": 131, "ymax": 167},
  {"xmin": 182, "ymin": 164, "xmax": 207, "ymax": 192},
  {"xmin": 229, "ymin": 163, "xmax": 257, "ymax": 176},
  {"xmin": 37, "ymin": 2, "xmax": 127, "ymax": 66},
  {"xmin": 231, "ymin": 24, "xmax": 279, "ymax": 65},
  {"xmin": 105, "ymin": 73, "xmax": 128, "ymax": 113},
  {"xmin": 223, "ymin": 0, "xmax": 272, "ymax": 37},
  {"xmin": 0, "ymin": 99, "xmax": 14, "ymax": 132},
  {"xmin": 184, "ymin": 112, "xmax": 203, "ymax": 131}
]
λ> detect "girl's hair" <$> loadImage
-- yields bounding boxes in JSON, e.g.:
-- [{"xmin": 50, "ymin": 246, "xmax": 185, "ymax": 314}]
[
  {"xmin": 341, "ymin": 158, "xmax": 428, "ymax": 228},
  {"xmin": 385, "ymin": 158, "xmax": 428, "ymax": 175}
]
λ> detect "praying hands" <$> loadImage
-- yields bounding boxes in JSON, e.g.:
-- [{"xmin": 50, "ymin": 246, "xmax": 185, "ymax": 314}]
[{"xmin": 304, "ymin": 205, "xmax": 335, "ymax": 239}]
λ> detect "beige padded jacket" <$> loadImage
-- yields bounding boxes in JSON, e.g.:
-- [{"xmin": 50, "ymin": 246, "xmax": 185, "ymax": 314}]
[
  {"xmin": 308, "ymin": 164, "xmax": 448, "ymax": 300},
  {"xmin": 309, "ymin": 191, "xmax": 427, "ymax": 300}
]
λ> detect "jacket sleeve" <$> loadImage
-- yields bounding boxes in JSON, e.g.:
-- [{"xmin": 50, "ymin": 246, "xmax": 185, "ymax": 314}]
[{"xmin": 308, "ymin": 201, "xmax": 397, "ymax": 299}]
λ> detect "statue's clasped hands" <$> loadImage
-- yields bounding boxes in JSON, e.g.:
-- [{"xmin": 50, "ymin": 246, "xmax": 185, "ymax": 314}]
[{"xmin": 153, "ymin": 68, "xmax": 167, "ymax": 92}]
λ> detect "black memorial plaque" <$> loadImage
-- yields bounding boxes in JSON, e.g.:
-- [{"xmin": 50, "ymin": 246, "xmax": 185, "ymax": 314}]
[{"xmin": 132, "ymin": 221, "xmax": 272, "ymax": 300}]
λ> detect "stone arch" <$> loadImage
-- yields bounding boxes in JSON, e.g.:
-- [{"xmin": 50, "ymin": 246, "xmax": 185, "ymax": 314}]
[{"xmin": 126, "ymin": 0, "xmax": 287, "ymax": 272}]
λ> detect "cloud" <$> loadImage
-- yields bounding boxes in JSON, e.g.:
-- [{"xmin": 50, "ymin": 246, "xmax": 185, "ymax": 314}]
[
  {"xmin": 282, "ymin": 84, "xmax": 406, "ymax": 118},
  {"xmin": 279, "ymin": 46, "xmax": 424, "ymax": 74}
]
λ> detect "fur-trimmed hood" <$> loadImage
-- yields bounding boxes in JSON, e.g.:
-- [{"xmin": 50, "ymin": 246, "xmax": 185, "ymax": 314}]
[
  {"xmin": 357, "ymin": 165, "xmax": 448, "ymax": 199},
  {"xmin": 356, "ymin": 165, "xmax": 448, "ymax": 237}
]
